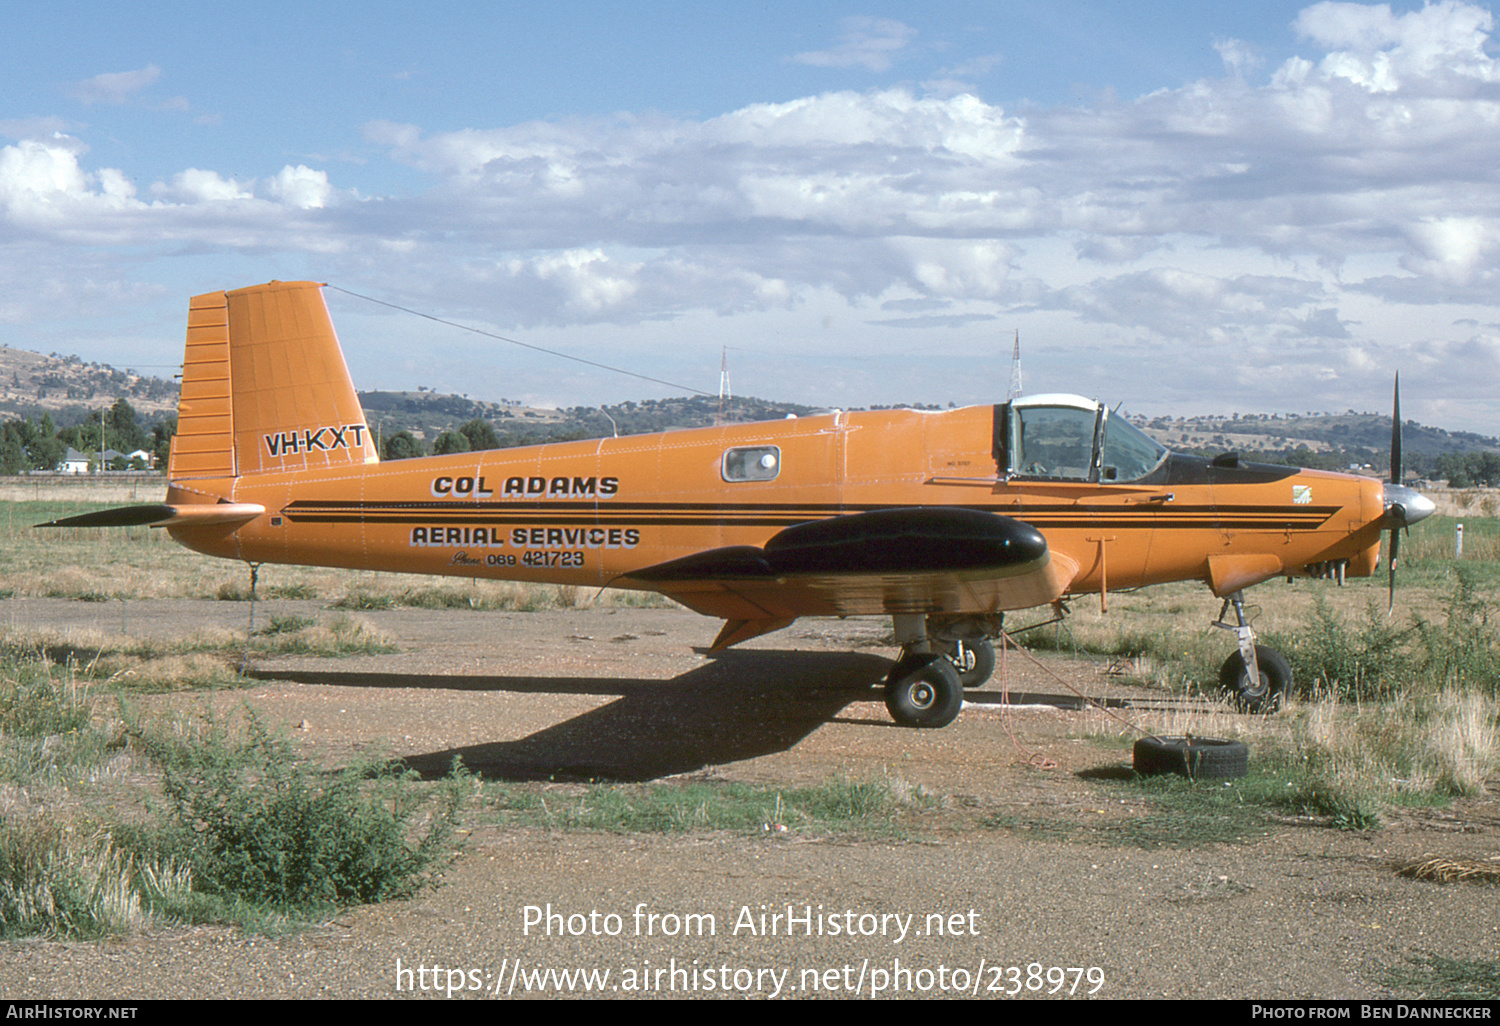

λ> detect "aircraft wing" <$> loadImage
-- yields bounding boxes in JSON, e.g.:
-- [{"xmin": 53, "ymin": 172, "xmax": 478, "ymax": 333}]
[{"xmin": 618, "ymin": 507, "xmax": 1078, "ymax": 646}]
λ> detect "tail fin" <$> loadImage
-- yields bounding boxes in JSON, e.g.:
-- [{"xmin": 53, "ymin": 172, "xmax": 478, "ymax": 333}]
[{"xmin": 169, "ymin": 280, "xmax": 377, "ymax": 480}]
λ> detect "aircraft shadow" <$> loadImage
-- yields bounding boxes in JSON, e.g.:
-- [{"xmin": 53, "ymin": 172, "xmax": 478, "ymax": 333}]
[{"xmin": 250, "ymin": 649, "xmax": 891, "ymax": 782}]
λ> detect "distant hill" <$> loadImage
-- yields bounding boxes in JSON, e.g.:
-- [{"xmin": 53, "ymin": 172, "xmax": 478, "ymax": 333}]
[
  {"xmin": 359, "ymin": 390, "xmax": 820, "ymax": 449},
  {"xmin": 0, "ymin": 345, "xmax": 177, "ymax": 426},
  {"xmin": 0, "ymin": 343, "xmax": 1494, "ymax": 463},
  {"xmin": 1133, "ymin": 411, "xmax": 1498, "ymax": 462}
]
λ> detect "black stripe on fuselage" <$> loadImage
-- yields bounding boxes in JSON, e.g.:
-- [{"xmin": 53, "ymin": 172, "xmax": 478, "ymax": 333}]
[{"xmin": 278, "ymin": 499, "xmax": 1343, "ymax": 532}]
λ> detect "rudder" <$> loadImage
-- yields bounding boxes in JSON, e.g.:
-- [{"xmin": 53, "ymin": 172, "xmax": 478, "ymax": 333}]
[{"xmin": 169, "ymin": 281, "xmax": 376, "ymax": 480}]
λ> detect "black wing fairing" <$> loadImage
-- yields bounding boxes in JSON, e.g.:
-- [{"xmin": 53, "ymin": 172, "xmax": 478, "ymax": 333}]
[
  {"xmin": 621, "ymin": 507, "xmax": 1075, "ymax": 638},
  {"xmin": 631, "ymin": 507, "xmax": 1048, "ymax": 582}
]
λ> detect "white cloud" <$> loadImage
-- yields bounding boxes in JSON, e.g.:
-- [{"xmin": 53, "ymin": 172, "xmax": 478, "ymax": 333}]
[
  {"xmin": 266, "ymin": 165, "xmax": 333, "ymax": 209},
  {"xmin": 1403, "ymin": 215, "xmax": 1496, "ymax": 282},
  {"xmin": 68, "ymin": 65, "xmax": 162, "ymax": 105},
  {"xmin": 1295, "ymin": 0, "xmax": 1500, "ymax": 92},
  {"xmin": 0, "ymin": 139, "xmax": 91, "ymax": 202},
  {"xmin": 156, "ymin": 168, "xmax": 252, "ymax": 203},
  {"xmin": 306, "ymin": 3, "xmax": 1500, "ymax": 426},
  {"xmin": 0, "ymin": 137, "xmax": 141, "ymax": 221},
  {"xmin": 1214, "ymin": 38, "xmax": 1264, "ymax": 77},
  {"xmin": 11, "ymin": 3, "xmax": 1500, "ymax": 430},
  {"xmin": 790, "ymin": 17, "xmax": 918, "ymax": 72},
  {"xmin": 0, "ymin": 137, "xmax": 353, "ymax": 261}
]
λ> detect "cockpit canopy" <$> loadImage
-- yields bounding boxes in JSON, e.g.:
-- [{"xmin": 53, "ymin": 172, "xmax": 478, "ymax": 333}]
[{"xmin": 996, "ymin": 394, "xmax": 1167, "ymax": 483}]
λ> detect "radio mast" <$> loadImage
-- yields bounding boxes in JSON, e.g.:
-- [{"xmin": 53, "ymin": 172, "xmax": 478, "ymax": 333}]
[
  {"xmin": 717, "ymin": 346, "xmax": 730, "ymax": 425},
  {"xmin": 1007, "ymin": 330, "xmax": 1023, "ymax": 400}
]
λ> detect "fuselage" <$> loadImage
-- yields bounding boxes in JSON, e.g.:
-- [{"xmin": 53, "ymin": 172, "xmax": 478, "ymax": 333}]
[{"xmin": 167, "ymin": 400, "xmax": 1387, "ymax": 603}]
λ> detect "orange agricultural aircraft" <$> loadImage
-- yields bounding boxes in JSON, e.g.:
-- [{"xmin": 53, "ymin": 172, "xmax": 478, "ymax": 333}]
[{"xmin": 44, "ymin": 280, "xmax": 1435, "ymax": 727}]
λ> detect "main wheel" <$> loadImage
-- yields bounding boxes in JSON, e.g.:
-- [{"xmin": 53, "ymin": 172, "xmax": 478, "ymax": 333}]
[
  {"xmin": 885, "ymin": 654, "xmax": 963, "ymax": 728},
  {"xmin": 1133, "ymin": 735, "xmax": 1249, "ymax": 779},
  {"xmin": 939, "ymin": 638, "xmax": 996, "ymax": 688},
  {"xmin": 1219, "ymin": 645, "xmax": 1292, "ymax": 714}
]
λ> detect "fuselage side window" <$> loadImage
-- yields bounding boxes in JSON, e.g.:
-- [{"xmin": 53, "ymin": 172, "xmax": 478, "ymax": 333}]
[
  {"xmin": 722, "ymin": 446, "xmax": 781, "ymax": 482},
  {"xmin": 1010, "ymin": 406, "xmax": 1099, "ymax": 481},
  {"xmin": 1099, "ymin": 414, "xmax": 1168, "ymax": 481}
]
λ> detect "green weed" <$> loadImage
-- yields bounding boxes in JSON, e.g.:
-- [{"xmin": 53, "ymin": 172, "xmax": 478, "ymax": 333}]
[
  {"xmin": 985, "ymin": 771, "xmax": 1277, "ymax": 849},
  {"xmin": 256, "ymin": 613, "xmax": 316, "ymax": 636},
  {"xmin": 1408, "ymin": 566, "xmax": 1500, "ymax": 694},
  {"xmin": 1273, "ymin": 778, "xmax": 1381, "ymax": 831},
  {"xmin": 129, "ymin": 716, "xmax": 464, "ymax": 914},
  {"xmin": 1280, "ymin": 596, "xmax": 1411, "ymax": 701},
  {"xmin": 1385, "ymin": 954, "xmax": 1500, "ymax": 1000},
  {"xmin": 489, "ymin": 775, "xmax": 933, "ymax": 837},
  {"xmin": 329, "ymin": 588, "xmax": 395, "ymax": 610},
  {"xmin": 0, "ymin": 641, "xmax": 468, "ymax": 937}
]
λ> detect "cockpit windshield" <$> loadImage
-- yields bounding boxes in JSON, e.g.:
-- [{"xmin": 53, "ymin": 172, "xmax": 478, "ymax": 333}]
[
  {"xmin": 1012, "ymin": 404, "xmax": 1098, "ymax": 480},
  {"xmin": 1001, "ymin": 397, "xmax": 1167, "ymax": 483}
]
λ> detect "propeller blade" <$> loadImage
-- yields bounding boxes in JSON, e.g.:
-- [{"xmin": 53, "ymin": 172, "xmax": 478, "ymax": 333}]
[
  {"xmin": 1391, "ymin": 372, "xmax": 1402, "ymax": 485},
  {"xmin": 1387, "ymin": 372, "xmax": 1403, "ymax": 613},
  {"xmin": 1388, "ymin": 523, "xmax": 1401, "ymax": 612}
]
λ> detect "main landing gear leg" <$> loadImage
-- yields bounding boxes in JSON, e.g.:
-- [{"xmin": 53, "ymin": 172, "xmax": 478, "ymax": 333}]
[
  {"xmin": 1212, "ymin": 591, "xmax": 1292, "ymax": 713},
  {"xmin": 883, "ymin": 614, "xmax": 964, "ymax": 728},
  {"xmin": 927, "ymin": 613, "xmax": 1003, "ymax": 688}
]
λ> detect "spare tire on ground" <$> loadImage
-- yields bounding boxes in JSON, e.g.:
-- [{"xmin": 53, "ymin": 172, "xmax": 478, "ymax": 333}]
[{"xmin": 1133, "ymin": 735, "xmax": 1249, "ymax": 780}]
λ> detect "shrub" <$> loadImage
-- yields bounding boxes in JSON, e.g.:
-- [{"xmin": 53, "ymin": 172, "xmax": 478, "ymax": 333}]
[
  {"xmin": 142, "ymin": 718, "xmax": 462, "ymax": 913},
  {"xmin": 1285, "ymin": 596, "xmax": 1411, "ymax": 701},
  {"xmin": 1409, "ymin": 567, "xmax": 1500, "ymax": 694},
  {"xmin": 1281, "ymin": 572, "xmax": 1499, "ymax": 702}
]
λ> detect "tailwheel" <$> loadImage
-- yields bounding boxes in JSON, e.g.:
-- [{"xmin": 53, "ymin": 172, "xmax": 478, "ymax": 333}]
[
  {"xmin": 938, "ymin": 638, "xmax": 996, "ymax": 688},
  {"xmin": 884, "ymin": 653, "xmax": 963, "ymax": 728}
]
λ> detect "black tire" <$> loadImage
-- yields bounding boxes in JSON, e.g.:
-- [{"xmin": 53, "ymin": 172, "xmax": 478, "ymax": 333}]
[
  {"xmin": 939, "ymin": 638, "xmax": 996, "ymax": 688},
  {"xmin": 885, "ymin": 654, "xmax": 963, "ymax": 728},
  {"xmin": 1133, "ymin": 735, "xmax": 1249, "ymax": 779},
  {"xmin": 1219, "ymin": 645, "xmax": 1292, "ymax": 714}
]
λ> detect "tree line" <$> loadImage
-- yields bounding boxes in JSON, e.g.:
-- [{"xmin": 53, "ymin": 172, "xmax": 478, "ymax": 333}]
[
  {"xmin": 1435, "ymin": 451, "xmax": 1500, "ymax": 488},
  {"xmin": 0, "ymin": 399, "xmax": 172, "ymax": 474}
]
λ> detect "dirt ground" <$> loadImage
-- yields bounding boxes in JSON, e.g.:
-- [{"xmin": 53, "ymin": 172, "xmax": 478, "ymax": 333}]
[{"xmin": 3, "ymin": 597, "xmax": 1498, "ymax": 1001}]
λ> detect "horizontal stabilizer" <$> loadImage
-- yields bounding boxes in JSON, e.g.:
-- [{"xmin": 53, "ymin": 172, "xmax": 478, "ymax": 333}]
[{"xmin": 37, "ymin": 503, "xmax": 265, "ymax": 529}]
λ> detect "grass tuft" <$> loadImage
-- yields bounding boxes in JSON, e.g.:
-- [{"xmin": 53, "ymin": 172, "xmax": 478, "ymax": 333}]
[
  {"xmin": 0, "ymin": 819, "xmax": 192, "ymax": 939},
  {"xmin": 1385, "ymin": 954, "xmax": 1500, "ymax": 1000},
  {"xmin": 489, "ymin": 774, "xmax": 934, "ymax": 837}
]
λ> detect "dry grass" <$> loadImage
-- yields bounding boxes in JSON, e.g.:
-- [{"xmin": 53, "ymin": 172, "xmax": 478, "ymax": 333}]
[
  {"xmin": 0, "ymin": 613, "xmax": 404, "ymax": 692},
  {"xmin": 1429, "ymin": 487, "xmax": 1500, "ymax": 519},
  {"xmin": 1282, "ymin": 690, "xmax": 1500, "ymax": 799},
  {"xmin": 1397, "ymin": 856, "xmax": 1500, "ymax": 884},
  {"xmin": 1116, "ymin": 689, "xmax": 1499, "ymax": 801},
  {"xmin": 0, "ymin": 625, "xmax": 245, "ymax": 691},
  {"xmin": 0, "ymin": 476, "xmax": 157, "ymax": 504},
  {"xmin": 1, "ymin": 491, "xmax": 679, "ymax": 611}
]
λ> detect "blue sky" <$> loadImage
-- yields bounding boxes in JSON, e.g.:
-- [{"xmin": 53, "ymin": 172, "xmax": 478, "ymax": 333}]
[{"xmin": 4, "ymin": 1, "xmax": 1500, "ymax": 434}]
